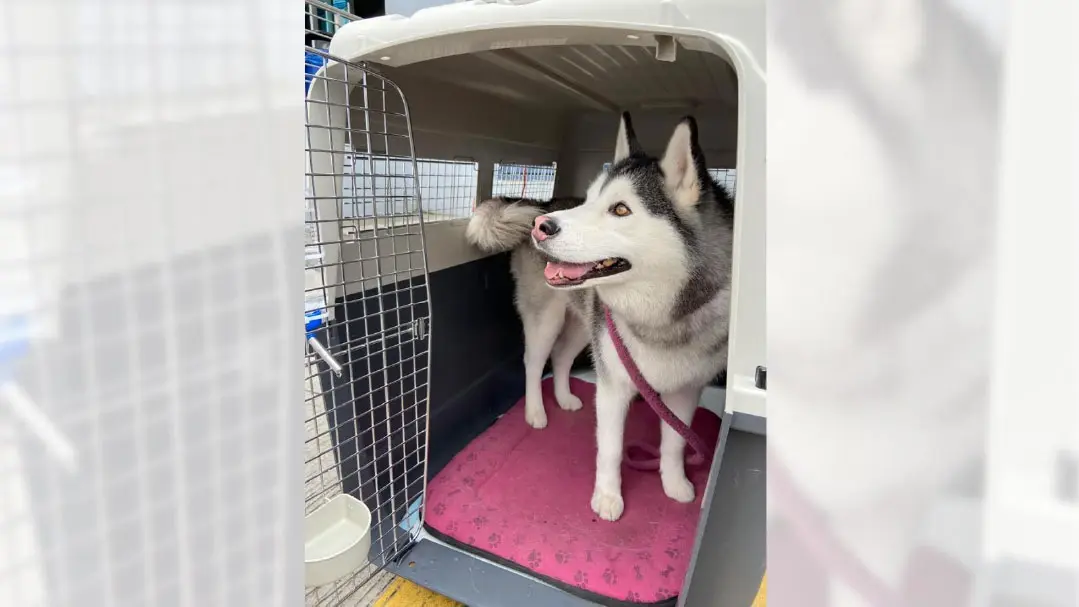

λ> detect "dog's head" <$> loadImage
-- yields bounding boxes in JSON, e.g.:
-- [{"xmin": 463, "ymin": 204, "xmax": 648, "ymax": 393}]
[{"xmin": 531, "ymin": 112, "xmax": 715, "ymax": 290}]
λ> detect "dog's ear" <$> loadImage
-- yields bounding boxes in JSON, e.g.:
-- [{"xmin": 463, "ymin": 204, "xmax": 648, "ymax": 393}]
[
  {"xmin": 613, "ymin": 111, "xmax": 643, "ymax": 164},
  {"xmin": 660, "ymin": 116, "xmax": 706, "ymax": 209}
]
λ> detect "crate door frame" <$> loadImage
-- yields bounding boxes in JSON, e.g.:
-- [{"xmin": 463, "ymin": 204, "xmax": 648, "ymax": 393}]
[{"xmin": 305, "ymin": 51, "xmax": 433, "ymax": 588}]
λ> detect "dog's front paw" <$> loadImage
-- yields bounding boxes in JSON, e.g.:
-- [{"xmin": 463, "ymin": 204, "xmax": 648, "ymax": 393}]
[
  {"xmin": 556, "ymin": 391, "xmax": 583, "ymax": 412},
  {"xmin": 525, "ymin": 403, "xmax": 548, "ymax": 429},
  {"xmin": 662, "ymin": 474, "xmax": 695, "ymax": 503},
  {"xmin": 591, "ymin": 488, "xmax": 625, "ymax": 521}
]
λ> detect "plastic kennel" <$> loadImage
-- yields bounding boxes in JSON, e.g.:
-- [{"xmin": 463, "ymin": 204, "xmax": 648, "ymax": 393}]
[{"xmin": 303, "ymin": 1, "xmax": 765, "ymax": 605}]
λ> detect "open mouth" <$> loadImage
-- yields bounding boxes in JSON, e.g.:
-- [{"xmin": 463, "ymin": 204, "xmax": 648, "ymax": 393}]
[{"xmin": 543, "ymin": 257, "xmax": 632, "ymax": 287}]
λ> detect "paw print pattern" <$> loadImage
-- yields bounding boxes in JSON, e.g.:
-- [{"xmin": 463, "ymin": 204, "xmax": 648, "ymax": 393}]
[
  {"xmin": 432, "ymin": 502, "xmax": 446, "ymax": 516},
  {"xmin": 445, "ymin": 521, "xmax": 458, "ymax": 533},
  {"xmin": 487, "ymin": 533, "xmax": 501, "ymax": 547},
  {"xmin": 554, "ymin": 550, "xmax": 570, "ymax": 564},
  {"xmin": 660, "ymin": 565, "xmax": 675, "ymax": 579},
  {"xmin": 665, "ymin": 547, "xmax": 680, "ymax": 559},
  {"xmin": 472, "ymin": 515, "xmax": 488, "ymax": 529},
  {"xmin": 602, "ymin": 568, "xmax": 618, "ymax": 586},
  {"xmin": 655, "ymin": 588, "xmax": 673, "ymax": 601},
  {"xmin": 625, "ymin": 591, "xmax": 642, "ymax": 601},
  {"xmin": 633, "ymin": 565, "xmax": 644, "ymax": 581},
  {"xmin": 573, "ymin": 570, "xmax": 589, "ymax": 588},
  {"xmin": 638, "ymin": 551, "xmax": 652, "ymax": 562},
  {"xmin": 527, "ymin": 549, "xmax": 542, "ymax": 568},
  {"xmin": 462, "ymin": 477, "xmax": 474, "ymax": 487}
]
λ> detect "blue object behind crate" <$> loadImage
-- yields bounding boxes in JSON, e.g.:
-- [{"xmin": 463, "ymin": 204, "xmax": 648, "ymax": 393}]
[
  {"xmin": 399, "ymin": 496, "xmax": 422, "ymax": 532},
  {"xmin": 305, "ymin": 308, "xmax": 325, "ymax": 340},
  {"xmin": 305, "ymin": 51, "xmax": 326, "ymax": 94},
  {"xmin": 0, "ymin": 315, "xmax": 29, "ymax": 383},
  {"xmin": 332, "ymin": 0, "xmax": 350, "ymax": 26},
  {"xmin": 305, "ymin": 48, "xmax": 328, "ymax": 337}
]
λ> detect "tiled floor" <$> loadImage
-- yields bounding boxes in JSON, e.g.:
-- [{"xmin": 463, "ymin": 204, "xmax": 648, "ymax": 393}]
[{"xmin": 306, "ymin": 569, "xmax": 397, "ymax": 607}]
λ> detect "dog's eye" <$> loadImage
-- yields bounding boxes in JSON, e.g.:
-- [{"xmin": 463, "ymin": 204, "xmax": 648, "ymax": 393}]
[{"xmin": 610, "ymin": 202, "xmax": 632, "ymax": 217}]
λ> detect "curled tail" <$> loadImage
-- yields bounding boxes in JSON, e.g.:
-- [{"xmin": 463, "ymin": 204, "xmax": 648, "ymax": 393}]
[{"xmin": 465, "ymin": 196, "xmax": 583, "ymax": 253}]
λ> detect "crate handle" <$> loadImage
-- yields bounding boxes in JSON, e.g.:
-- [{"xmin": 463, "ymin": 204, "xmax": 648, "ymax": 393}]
[{"xmin": 307, "ymin": 336, "xmax": 344, "ymax": 377}]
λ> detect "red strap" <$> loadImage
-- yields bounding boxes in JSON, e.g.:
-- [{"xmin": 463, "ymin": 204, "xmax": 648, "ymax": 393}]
[{"xmin": 604, "ymin": 307, "xmax": 712, "ymax": 471}]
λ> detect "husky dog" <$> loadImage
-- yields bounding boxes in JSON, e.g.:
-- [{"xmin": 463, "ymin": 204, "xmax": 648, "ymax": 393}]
[
  {"xmin": 466, "ymin": 194, "xmax": 591, "ymax": 430},
  {"xmin": 530, "ymin": 113, "xmax": 735, "ymax": 521}
]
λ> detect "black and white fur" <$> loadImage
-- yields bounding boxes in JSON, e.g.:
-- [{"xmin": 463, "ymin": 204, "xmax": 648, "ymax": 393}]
[
  {"xmin": 465, "ymin": 194, "xmax": 590, "ymax": 430},
  {"xmin": 533, "ymin": 113, "xmax": 735, "ymax": 521}
]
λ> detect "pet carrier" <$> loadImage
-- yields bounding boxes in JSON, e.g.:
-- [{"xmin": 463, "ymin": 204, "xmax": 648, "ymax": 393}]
[{"xmin": 303, "ymin": 0, "xmax": 765, "ymax": 605}]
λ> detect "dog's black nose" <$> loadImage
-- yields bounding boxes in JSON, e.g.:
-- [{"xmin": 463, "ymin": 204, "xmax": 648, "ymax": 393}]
[{"xmin": 537, "ymin": 218, "xmax": 560, "ymax": 237}]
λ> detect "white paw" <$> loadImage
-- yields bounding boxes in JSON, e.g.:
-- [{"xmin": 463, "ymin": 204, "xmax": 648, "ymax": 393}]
[
  {"xmin": 662, "ymin": 475, "xmax": 696, "ymax": 503},
  {"xmin": 556, "ymin": 391, "xmax": 583, "ymax": 412},
  {"xmin": 591, "ymin": 488, "xmax": 625, "ymax": 521},
  {"xmin": 525, "ymin": 403, "xmax": 548, "ymax": 429}
]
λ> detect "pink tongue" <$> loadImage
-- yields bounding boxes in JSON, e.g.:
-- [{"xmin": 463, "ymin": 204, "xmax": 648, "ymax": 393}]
[{"xmin": 544, "ymin": 261, "xmax": 594, "ymax": 281}]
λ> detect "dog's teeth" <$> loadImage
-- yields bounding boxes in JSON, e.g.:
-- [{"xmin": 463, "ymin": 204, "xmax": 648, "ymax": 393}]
[
  {"xmin": 594, "ymin": 263, "xmax": 604, "ymax": 270},
  {"xmin": 602, "ymin": 258, "xmax": 616, "ymax": 267}
]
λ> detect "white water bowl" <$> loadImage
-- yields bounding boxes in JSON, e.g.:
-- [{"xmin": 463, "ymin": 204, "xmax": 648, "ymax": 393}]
[{"xmin": 304, "ymin": 494, "xmax": 373, "ymax": 587}]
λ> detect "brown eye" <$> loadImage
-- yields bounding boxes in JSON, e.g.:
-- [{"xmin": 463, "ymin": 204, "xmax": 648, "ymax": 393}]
[{"xmin": 610, "ymin": 202, "xmax": 631, "ymax": 217}]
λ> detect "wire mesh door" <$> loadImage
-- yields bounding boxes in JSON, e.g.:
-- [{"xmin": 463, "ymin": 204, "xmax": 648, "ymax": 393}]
[{"xmin": 304, "ymin": 8, "xmax": 432, "ymax": 604}]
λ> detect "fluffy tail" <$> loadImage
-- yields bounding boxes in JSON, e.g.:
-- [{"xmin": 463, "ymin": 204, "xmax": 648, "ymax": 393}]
[
  {"xmin": 466, "ymin": 195, "xmax": 586, "ymax": 253},
  {"xmin": 465, "ymin": 197, "xmax": 548, "ymax": 253}
]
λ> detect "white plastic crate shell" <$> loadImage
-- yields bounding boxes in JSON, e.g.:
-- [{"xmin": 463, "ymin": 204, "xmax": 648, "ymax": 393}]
[{"xmin": 323, "ymin": 0, "xmax": 766, "ymax": 421}]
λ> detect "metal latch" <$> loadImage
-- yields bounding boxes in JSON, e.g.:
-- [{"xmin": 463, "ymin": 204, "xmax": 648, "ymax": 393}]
[
  {"xmin": 412, "ymin": 317, "xmax": 428, "ymax": 341},
  {"xmin": 754, "ymin": 366, "xmax": 767, "ymax": 390}
]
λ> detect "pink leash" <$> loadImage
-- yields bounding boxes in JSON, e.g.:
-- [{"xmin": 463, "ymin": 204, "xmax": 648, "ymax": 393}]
[{"xmin": 604, "ymin": 307, "xmax": 713, "ymax": 471}]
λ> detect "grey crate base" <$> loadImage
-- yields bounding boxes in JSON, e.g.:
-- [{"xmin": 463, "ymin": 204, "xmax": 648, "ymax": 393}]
[
  {"xmin": 384, "ymin": 426, "xmax": 766, "ymax": 607},
  {"xmin": 387, "ymin": 538, "xmax": 599, "ymax": 607}
]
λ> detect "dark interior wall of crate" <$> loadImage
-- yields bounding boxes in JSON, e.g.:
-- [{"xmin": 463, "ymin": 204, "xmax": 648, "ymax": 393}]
[
  {"xmin": 418, "ymin": 253, "xmax": 532, "ymax": 477},
  {"xmin": 314, "ymin": 271, "xmax": 429, "ymax": 559},
  {"xmin": 318, "ymin": 252, "xmax": 558, "ymax": 533}
]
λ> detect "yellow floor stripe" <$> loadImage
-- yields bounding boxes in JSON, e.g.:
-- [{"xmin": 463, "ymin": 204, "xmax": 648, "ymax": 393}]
[
  {"xmin": 373, "ymin": 577, "xmax": 463, "ymax": 607},
  {"xmin": 751, "ymin": 573, "xmax": 767, "ymax": 607},
  {"xmin": 374, "ymin": 573, "xmax": 766, "ymax": 607}
]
